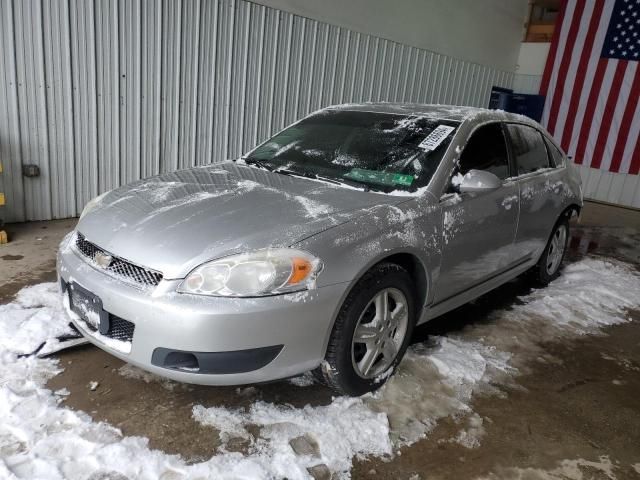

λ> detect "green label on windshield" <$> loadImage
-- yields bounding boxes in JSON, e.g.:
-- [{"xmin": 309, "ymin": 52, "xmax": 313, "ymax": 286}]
[{"xmin": 344, "ymin": 168, "xmax": 414, "ymax": 187}]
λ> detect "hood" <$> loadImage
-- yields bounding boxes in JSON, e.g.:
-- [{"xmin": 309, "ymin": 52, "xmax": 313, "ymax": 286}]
[{"xmin": 77, "ymin": 161, "xmax": 406, "ymax": 278}]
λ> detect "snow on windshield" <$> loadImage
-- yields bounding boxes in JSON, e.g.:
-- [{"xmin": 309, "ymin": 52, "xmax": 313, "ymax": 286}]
[{"xmin": 245, "ymin": 110, "xmax": 458, "ymax": 193}]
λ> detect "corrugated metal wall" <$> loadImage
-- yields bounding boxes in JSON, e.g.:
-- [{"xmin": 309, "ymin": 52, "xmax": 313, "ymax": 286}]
[
  {"xmin": 575, "ymin": 165, "xmax": 640, "ymax": 209},
  {"xmin": 0, "ymin": 0, "xmax": 515, "ymax": 222}
]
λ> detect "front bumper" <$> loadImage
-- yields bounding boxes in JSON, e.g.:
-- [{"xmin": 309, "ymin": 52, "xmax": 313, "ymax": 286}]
[{"xmin": 57, "ymin": 238, "xmax": 348, "ymax": 385}]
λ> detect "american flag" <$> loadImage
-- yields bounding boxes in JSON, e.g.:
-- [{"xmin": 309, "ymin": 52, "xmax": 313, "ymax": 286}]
[{"xmin": 540, "ymin": 0, "xmax": 640, "ymax": 175}]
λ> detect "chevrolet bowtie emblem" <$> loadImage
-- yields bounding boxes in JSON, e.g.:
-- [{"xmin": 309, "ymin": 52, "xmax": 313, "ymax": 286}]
[{"xmin": 94, "ymin": 251, "xmax": 113, "ymax": 269}]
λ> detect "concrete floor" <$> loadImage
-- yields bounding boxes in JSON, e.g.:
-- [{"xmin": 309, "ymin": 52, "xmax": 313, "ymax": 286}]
[{"xmin": 1, "ymin": 200, "xmax": 639, "ymax": 479}]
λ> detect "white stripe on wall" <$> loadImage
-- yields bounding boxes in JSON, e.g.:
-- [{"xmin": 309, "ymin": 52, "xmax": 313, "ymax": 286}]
[
  {"xmin": 541, "ymin": 0, "xmax": 576, "ymax": 126},
  {"xmin": 582, "ymin": 59, "xmax": 617, "ymax": 168},
  {"xmin": 600, "ymin": 61, "xmax": 637, "ymax": 172},
  {"xmin": 553, "ymin": 0, "xmax": 595, "ymax": 140},
  {"xmin": 619, "ymin": 99, "xmax": 640, "ymax": 175},
  {"xmin": 567, "ymin": 0, "xmax": 615, "ymax": 160}
]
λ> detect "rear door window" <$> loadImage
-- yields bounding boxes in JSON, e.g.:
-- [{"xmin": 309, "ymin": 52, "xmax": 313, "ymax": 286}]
[
  {"xmin": 543, "ymin": 136, "xmax": 565, "ymax": 168},
  {"xmin": 506, "ymin": 124, "xmax": 550, "ymax": 175}
]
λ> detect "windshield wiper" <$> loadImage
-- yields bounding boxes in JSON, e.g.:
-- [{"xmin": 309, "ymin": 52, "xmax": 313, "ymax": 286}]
[
  {"xmin": 275, "ymin": 168, "xmax": 385, "ymax": 193},
  {"xmin": 240, "ymin": 157, "xmax": 274, "ymax": 171},
  {"xmin": 330, "ymin": 175, "xmax": 387, "ymax": 193},
  {"xmin": 276, "ymin": 168, "xmax": 343, "ymax": 185}
]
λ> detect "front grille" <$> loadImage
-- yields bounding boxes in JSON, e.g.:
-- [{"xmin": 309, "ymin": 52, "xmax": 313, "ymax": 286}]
[
  {"xmin": 108, "ymin": 315, "xmax": 136, "ymax": 342},
  {"xmin": 75, "ymin": 233, "xmax": 163, "ymax": 288},
  {"xmin": 80, "ymin": 312, "xmax": 136, "ymax": 343}
]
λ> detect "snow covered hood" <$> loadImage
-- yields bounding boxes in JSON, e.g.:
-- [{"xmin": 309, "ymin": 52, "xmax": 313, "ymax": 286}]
[{"xmin": 76, "ymin": 161, "xmax": 405, "ymax": 279}]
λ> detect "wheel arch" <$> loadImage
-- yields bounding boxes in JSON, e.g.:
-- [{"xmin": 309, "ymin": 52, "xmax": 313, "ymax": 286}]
[
  {"xmin": 320, "ymin": 248, "xmax": 430, "ymax": 357},
  {"xmin": 561, "ymin": 203, "xmax": 581, "ymax": 220}
]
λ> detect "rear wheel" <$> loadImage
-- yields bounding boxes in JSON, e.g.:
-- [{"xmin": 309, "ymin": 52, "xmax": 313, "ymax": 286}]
[
  {"xmin": 529, "ymin": 216, "xmax": 569, "ymax": 286},
  {"xmin": 315, "ymin": 263, "xmax": 416, "ymax": 396}
]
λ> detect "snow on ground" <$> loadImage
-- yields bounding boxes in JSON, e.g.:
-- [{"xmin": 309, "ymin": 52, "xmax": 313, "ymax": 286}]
[
  {"xmin": 478, "ymin": 455, "xmax": 618, "ymax": 480},
  {"xmin": 0, "ymin": 258, "xmax": 639, "ymax": 479},
  {"xmin": 0, "ymin": 284, "xmax": 75, "ymax": 356}
]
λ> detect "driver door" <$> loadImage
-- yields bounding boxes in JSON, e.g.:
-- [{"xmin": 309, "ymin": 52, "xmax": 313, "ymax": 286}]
[{"xmin": 433, "ymin": 122, "xmax": 519, "ymax": 303}]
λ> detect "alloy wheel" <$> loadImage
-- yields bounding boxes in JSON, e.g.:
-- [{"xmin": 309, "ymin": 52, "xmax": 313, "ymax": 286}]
[
  {"xmin": 546, "ymin": 224, "xmax": 567, "ymax": 275},
  {"xmin": 351, "ymin": 287, "xmax": 409, "ymax": 379}
]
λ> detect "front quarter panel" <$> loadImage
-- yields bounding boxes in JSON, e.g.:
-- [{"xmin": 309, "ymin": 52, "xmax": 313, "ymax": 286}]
[{"xmin": 294, "ymin": 194, "xmax": 442, "ymax": 308}]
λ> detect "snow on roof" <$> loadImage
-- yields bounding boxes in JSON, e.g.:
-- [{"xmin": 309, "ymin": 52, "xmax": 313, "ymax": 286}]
[{"xmin": 322, "ymin": 102, "xmax": 539, "ymax": 125}]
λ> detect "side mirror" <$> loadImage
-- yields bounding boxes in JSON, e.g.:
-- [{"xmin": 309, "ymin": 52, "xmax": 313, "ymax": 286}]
[{"xmin": 453, "ymin": 169, "xmax": 502, "ymax": 193}]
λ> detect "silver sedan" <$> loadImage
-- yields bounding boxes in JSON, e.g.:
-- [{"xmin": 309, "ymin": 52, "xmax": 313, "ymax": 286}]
[{"xmin": 57, "ymin": 103, "xmax": 583, "ymax": 396}]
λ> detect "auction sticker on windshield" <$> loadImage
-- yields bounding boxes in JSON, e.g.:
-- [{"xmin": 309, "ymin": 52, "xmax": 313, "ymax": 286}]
[
  {"xmin": 418, "ymin": 125, "xmax": 456, "ymax": 151},
  {"xmin": 344, "ymin": 168, "xmax": 414, "ymax": 187}
]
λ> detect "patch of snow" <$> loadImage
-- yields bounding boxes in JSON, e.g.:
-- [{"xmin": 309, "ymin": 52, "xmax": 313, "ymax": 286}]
[
  {"xmin": 365, "ymin": 337, "xmax": 513, "ymax": 445},
  {"xmin": 118, "ymin": 364, "xmax": 179, "ymax": 391},
  {"xmin": 283, "ymin": 291, "xmax": 311, "ymax": 303},
  {"xmin": 386, "ymin": 187, "xmax": 428, "ymax": 197},
  {"xmin": 0, "ymin": 283, "xmax": 74, "ymax": 356},
  {"xmin": 365, "ymin": 258, "xmax": 640, "ymax": 446},
  {"xmin": 451, "ymin": 173, "xmax": 464, "ymax": 188},
  {"xmin": 501, "ymin": 195, "xmax": 518, "ymax": 210},
  {"xmin": 448, "ymin": 413, "xmax": 485, "ymax": 449},
  {"xmin": 236, "ymin": 179, "xmax": 260, "ymax": 192},
  {"xmin": 1, "ymin": 258, "xmax": 639, "ymax": 478},
  {"xmin": 478, "ymin": 455, "xmax": 617, "ymax": 480},
  {"xmin": 332, "ymin": 153, "xmax": 358, "ymax": 167},
  {"xmin": 293, "ymin": 196, "xmax": 332, "ymax": 219},
  {"xmin": 192, "ymin": 397, "xmax": 391, "ymax": 476},
  {"xmin": 443, "ymin": 204, "xmax": 464, "ymax": 244},
  {"xmin": 288, "ymin": 372, "xmax": 316, "ymax": 387}
]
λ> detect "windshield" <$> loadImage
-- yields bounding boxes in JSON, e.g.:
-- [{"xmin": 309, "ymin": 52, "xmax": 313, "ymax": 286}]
[{"xmin": 244, "ymin": 110, "xmax": 459, "ymax": 192}]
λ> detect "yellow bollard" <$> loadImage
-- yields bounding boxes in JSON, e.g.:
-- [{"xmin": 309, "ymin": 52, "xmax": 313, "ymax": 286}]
[{"xmin": 0, "ymin": 161, "xmax": 6, "ymax": 244}]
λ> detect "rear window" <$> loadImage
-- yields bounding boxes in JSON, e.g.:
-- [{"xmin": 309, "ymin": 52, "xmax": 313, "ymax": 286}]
[
  {"xmin": 544, "ymin": 136, "xmax": 565, "ymax": 168},
  {"xmin": 506, "ymin": 124, "xmax": 550, "ymax": 175}
]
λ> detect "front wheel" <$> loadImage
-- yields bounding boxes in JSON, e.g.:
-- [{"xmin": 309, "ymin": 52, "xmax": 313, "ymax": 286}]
[
  {"xmin": 315, "ymin": 263, "xmax": 416, "ymax": 396},
  {"xmin": 529, "ymin": 215, "xmax": 570, "ymax": 286}
]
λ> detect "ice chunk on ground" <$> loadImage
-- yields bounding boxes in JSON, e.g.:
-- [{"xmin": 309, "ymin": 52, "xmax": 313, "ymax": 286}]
[{"xmin": 0, "ymin": 283, "xmax": 75, "ymax": 355}]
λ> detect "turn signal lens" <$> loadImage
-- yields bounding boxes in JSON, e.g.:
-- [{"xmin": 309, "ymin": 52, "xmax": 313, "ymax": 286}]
[{"xmin": 288, "ymin": 257, "xmax": 313, "ymax": 285}]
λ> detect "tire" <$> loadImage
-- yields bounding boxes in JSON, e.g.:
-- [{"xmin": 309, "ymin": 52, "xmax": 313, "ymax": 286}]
[
  {"xmin": 314, "ymin": 262, "xmax": 416, "ymax": 396},
  {"xmin": 529, "ymin": 215, "xmax": 570, "ymax": 286}
]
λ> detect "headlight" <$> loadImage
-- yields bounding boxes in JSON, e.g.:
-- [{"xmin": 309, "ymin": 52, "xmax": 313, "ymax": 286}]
[
  {"xmin": 178, "ymin": 249, "xmax": 323, "ymax": 297},
  {"xmin": 79, "ymin": 191, "xmax": 109, "ymax": 220}
]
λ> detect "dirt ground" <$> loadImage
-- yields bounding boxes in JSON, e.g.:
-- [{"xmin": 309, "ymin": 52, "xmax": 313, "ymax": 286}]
[{"xmin": 2, "ymin": 200, "xmax": 640, "ymax": 479}]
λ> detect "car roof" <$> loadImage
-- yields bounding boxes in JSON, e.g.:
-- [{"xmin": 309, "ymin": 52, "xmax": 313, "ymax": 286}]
[{"xmin": 321, "ymin": 102, "xmax": 540, "ymax": 127}]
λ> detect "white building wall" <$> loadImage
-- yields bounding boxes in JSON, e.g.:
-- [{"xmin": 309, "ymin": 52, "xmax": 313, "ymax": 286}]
[
  {"xmin": 253, "ymin": 0, "xmax": 529, "ymax": 72},
  {"xmin": 513, "ymin": 42, "xmax": 549, "ymax": 94}
]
